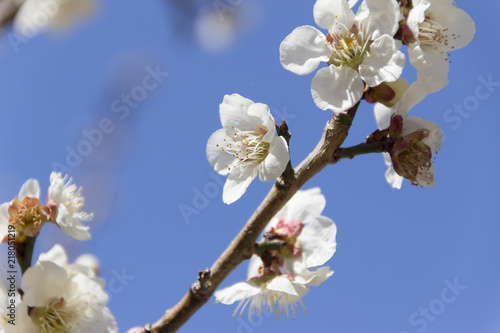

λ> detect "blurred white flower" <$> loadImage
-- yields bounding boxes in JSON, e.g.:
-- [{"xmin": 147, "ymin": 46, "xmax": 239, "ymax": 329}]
[
  {"xmin": 403, "ymin": 0, "xmax": 475, "ymax": 93},
  {"xmin": 280, "ymin": 0, "xmax": 404, "ymax": 112},
  {"xmin": 47, "ymin": 172, "xmax": 93, "ymax": 240},
  {"xmin": 206, "ymin": 94, "xmax": 289, "ymax": 204},
  {"xmin": 5, "ymin": 261, "xmax": 116, "ymax": 333},
  {"xmin": 5, "ymin": 245, "xmax": 116, "ymax": 333},
  {"xmin": 13, "ymin": 0, "xmax": 94, "ymax": 37},
  {"xmin": 39, "ymin": 244, "xmax": 102, "ymax": 282}
]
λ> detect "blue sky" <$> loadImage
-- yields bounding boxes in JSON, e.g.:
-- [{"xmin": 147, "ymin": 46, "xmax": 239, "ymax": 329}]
[{"xmin": 0, "ymin": 1, "xmax": 499, "ymax": 332}]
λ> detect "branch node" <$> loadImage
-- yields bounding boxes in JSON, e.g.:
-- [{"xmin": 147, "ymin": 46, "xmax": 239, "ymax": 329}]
[{"xmin": 191, "ymin": 268, "xmax": 212, "ymax": 299}]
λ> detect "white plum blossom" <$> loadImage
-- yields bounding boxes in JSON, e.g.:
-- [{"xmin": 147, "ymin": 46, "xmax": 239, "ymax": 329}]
[
  {"xmin": 0, "ymin": 178, "xmax": 48, "ymax": 242},
  {"xmin": 47, "ymin": 172, "xmax": 93, "ymax": 240},
  {"xmin": 261, "ymin": 187, "xmax": 337, "ymax": 279},
  {"xmin": 403, "ymin": 0, "xmax": 475, "ymax": 93},
  {"xmin": 206, "ymin": 94, "xmax": 289, "ymax": 204},
  {"xmin": 374, "ymin": 83, "xmax": 443, "ymax": 188},
  {"xmin": 280, "ymin": 0, "xmax": 405, "ymax": 112},
  {"xmin": 4, "ymin": 246, "xmax": 116, "ymax": 333},
  {"xmin": 14, "ymin": 0, "xmax": 95, "ymax": 37},
  {"xmin": 214, "ymin": 188, "xmax": 336, "ymax": 319}
]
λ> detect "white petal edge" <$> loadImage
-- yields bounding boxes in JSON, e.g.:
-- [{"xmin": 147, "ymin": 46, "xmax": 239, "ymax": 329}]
[
  {"xmin": 359, "ymin": 35, "xmax": 405, "ymax": 87},
  {"xmin": 214, "ymin": 281, "xmax": 260, "ymax": 305},
  {"xmin": 222, "ymin": 166, "xmax": 258, "ymax": 204},
  {"xmin": 219, "ymin": 93, "xmax": 256, "ymax": 131},
  {"xmin": 18, "ymin": 178, "xmax": 40, "ymax": 200},
  {"xmin": 311, "ymin": 65, "xmax": 364, "ymax": 112},
  {"xmin": 299, "ymin": 216, "xmax": 337, "ymax": 267},
  {"xmin": 314, "ymin": 0, "xmax": 355, "ymax": 30},
  {"xmin": 258, "ymin": 136, "xmax": 289, "ymax": 182},
  {"xmin": 206, "ymin": 129, "xmax": 236, "ymax": 176},
  {"xmin": 280, "ymin": 25, "xmax": 330, "ymax": 75},
  {"xmin": 383, "ymin": 152, "xmax": 403, "ymax": 189},
  {"xmin": 247, "ymin": 103, "xmax": 276, "ymax": 143}
]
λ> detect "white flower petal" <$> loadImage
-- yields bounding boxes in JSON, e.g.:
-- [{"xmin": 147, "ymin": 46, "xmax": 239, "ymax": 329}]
[
  {"xmin": 409, "ymin": 43, "xmax": 449, "ymax": 93},
  {"xmin": 356, "ymin": 0, "xmax": 400, "ymax": 38},
  {"xmin": 0, "ymin": 203, "xmax": 9, "ymax": 243},
  {"xmin": 383, "ymin": 153, "xmax": 403, "ymax": 189},
  {"xmin": 214, "ymin": 281, "xmax": 260, "ymax": 305},
  {"xmin": 373, "ymin": 102, "xmax": 393, "ymax": 129},
  {"xmin": 311, "ymin": 65, "xmax": 364, "ymax": 112},
  {"xmin": 416, "ymin": 163, "xmax": 436, "ymax": 187},
  {"xmin": 430, "ymin": 6, "xmax": 475, "ymax": 51},
  {"xmin": 258, "ymin": 136, "xmax": 289, "ymax": 182},
  {"xmin": 313, "ymin": 0, "xmax": 355, "ymax": 30},
  {"xmin": 22, "ymin": 261, "xmax": 69, "ymax": 307},
  {"xmin": 247, "ymin": 103, "xmax": 276, "ymax": 143},
  {"xmin": 206, "ymin": 129, "xmax": 236, "ymax": 176},
  {"xmin": 359, "ymin": 35, "xmax": 405, "ymax": 87},
  {"xmin": 266, "ymin": 277, "xmax": 300, "ymax": 297},
  {"xmin": 281, "ymin": 187, "xmax": 326, "ymax": 222},
  {"xmin": 38, "ymin": 244, "xmax": 68, "ymax": 267},
  {"xmin": 219, "ymin": 93, "xmax": 256, "ymax": 131},
  {"xmin": 407, "ymin": 1, "xmax": 429, "ymax": 38},
  {"xmin": 294, "ymin": 266, "xmax": 334, "ymax": 287},
  {"xmin": 394, "ymin": 81, "xmax": 429, "ymax": 117},
  {"xmin": 403, "ymin": 117, "xmax": 442, "ymax": 154},
  {"xmin": 18, "ymin": 178, "xmax": 40, "ymax": 200},
  {"xmin": 222, "ymin": 166, "xmax": 258, "ymax": 204},
  {"xmin": 247, "ymin": 254, "xmax": 263, "ymax": 279},
  {"xmin": 56, "ymin": 205, "xmax": 91, "ymax": 240},
  {"xmin": 299, "ymin": 216, "xmax": 337, "ymax": 267},
  {"xmin": 280, "ymin": 26, "xmax": 330, "ymax": 75},
  {"xmin": 348, "ymin": 0, "xmax": 359, "ymax": 7}
]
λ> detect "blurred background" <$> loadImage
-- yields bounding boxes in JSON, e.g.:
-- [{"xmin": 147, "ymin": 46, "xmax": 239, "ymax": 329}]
[{"xmin": 0, "ymin": 1, "xmax": 498, "ymax": 332}]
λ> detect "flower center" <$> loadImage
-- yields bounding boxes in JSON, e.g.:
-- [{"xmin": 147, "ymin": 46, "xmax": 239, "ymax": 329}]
[
  {"xmin": 8, "ymin": 197, "xmax": 49, "ymax": 237},
  {"xmin": 418, "ymin": 18, "xmax": 456, "ymax": 53},
  {"xmin": 30, "ymin": 297, "xmax": 75, "ymax": 333},
  {"xmin": 218, "ymin": 127, "xmax": 270, "ymax": 171},
  {"xmin": 326, "ymin": 23, "xmax": 371, "ymax": 69},
  {"xmin": 393, "ymin": 130, "xmax": 434, "ymax": 186}
]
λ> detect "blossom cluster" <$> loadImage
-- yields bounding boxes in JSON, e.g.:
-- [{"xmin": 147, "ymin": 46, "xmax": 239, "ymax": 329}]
[
  {"xmin": 0, "ymin": 173, "xmax": 117, "ymax": 332},
  {"xmin": 214, "ymin": 188, "xmax": 337, "ymax": 319},
  {"xmin": 208, "ymin": 0, "xmax": 474, "ymax": 321},
  {"xmin": 1, "ymin": 172, "xmax": 92, "ymax": 242},
  {"xmin": 277, "ymin": 0, "xmax": 473, "ymax": 188},
  {"xmin": 1, "ymin": 245, "xmax": 116, "ymax": 332}
]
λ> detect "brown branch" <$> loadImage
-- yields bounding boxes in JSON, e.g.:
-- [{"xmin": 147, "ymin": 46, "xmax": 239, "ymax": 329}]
[
  {"xmin": 339, "ymin": 139, "xmax": 395, "ymax": 160},
  {"xmin": 126, "ymin": 102, "xmax": 360, "ymax": 333}
]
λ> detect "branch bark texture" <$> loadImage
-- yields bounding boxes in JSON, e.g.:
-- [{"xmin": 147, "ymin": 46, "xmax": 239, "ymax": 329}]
[{"xmin": 127, "ymin": 102, "xmax": 360, "ymax": 333}]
